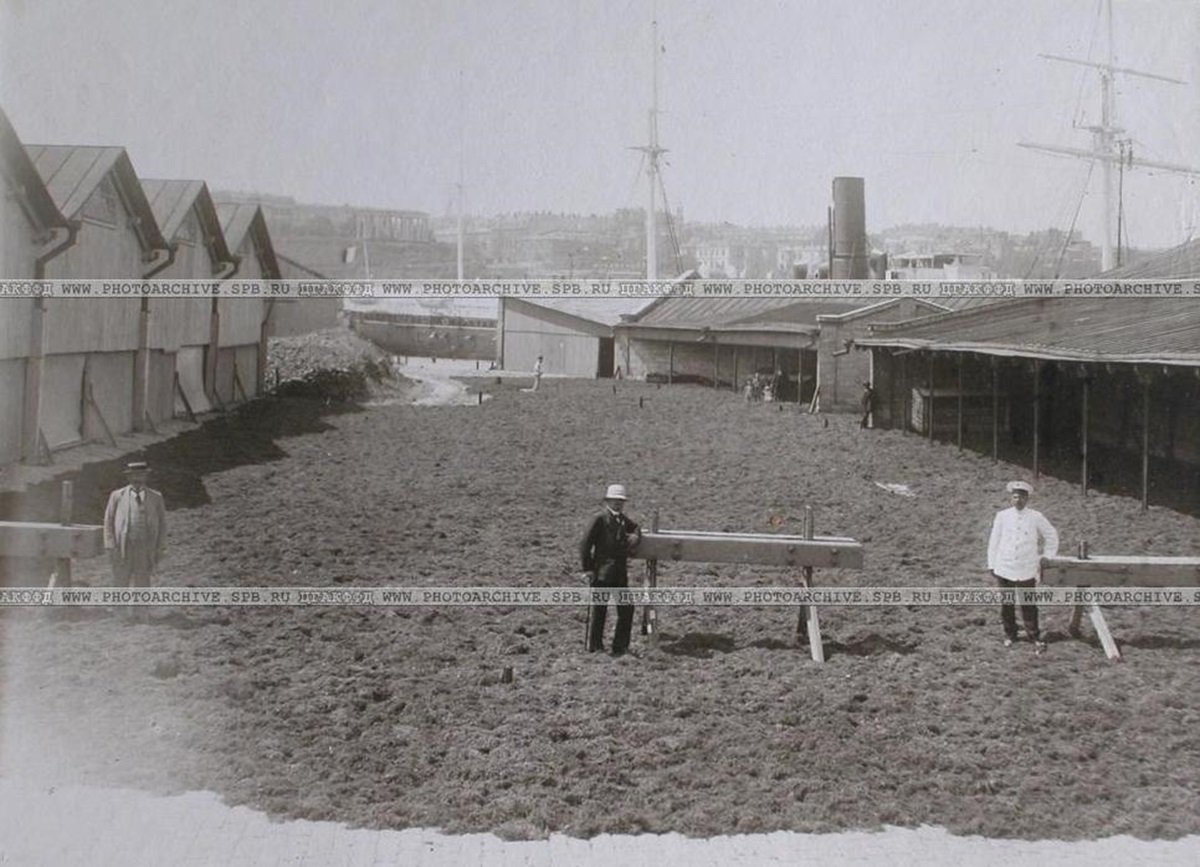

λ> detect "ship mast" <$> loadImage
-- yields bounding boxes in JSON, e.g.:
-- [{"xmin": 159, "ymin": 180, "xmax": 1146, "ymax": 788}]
[
  {"xmin": 1019, "ymin": 0, "xmax": 1199, "ymax": 271},
  {"xmin": 631, "ymin": 8, "xmax": 667, "ymax": 281}
]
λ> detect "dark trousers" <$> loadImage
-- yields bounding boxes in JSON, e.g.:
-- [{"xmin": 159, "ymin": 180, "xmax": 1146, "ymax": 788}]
[
  {"xmin": 586, "ymin": 561, "xmax": 634, "ymax": 654},
  {"xmin": 995, "ymin": 575, "xmax": 1040, "ymax": 641}
]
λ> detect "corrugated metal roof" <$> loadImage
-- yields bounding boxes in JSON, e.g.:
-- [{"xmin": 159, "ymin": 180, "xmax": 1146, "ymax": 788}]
[
  {"xmin": 141, "ymin": 179, "xmax": 203, "ymax": 239},
  {"xmin": 24, "ymin": 144, "xmax": 165, "ymax": 249},
  {"xmin": 216, "ymin": 202, "xmax": 281, "ymax": 279},
  {"xmin": 631, "ymin": 297, "xmax": 868, "ymax": 329},
  {"xmin": 1099, "ymin": 238, "xmax": 1200, "ymax": 279},
  {"xmin": 215, "ymin": 202, "xmax": 259, "ymax": 251},
  {"xmin": 519, "ymin": 297, "xmax": 655, "ymax": 326},
  {"xmin": 344, "ymin": 298, "xmax": 497, "ymax": 320},
  {"xmin": 857, "ymin": 297, "xmax": 1200, "ymax": 365},
  {"xmin": 0, "ymin": 109, "xmax": 67, "ymax": 231},
  {"xmin": 142, "ymin": 179, "xmax": 232, "ymax": 265}
]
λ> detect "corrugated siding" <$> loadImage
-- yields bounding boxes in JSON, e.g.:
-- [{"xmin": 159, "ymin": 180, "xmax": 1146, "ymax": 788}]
[
  {"xmin": 218, "ymin": 298, "xmax": 264, "ymax": 346},
  {"xmin": 42, "ymin": 298, "xmax": 139, "ymax": 354},
  {"xmin": 83, "ymin": 351, "xmax": 134, "ymax": 438},
  {"xmin": 505, "ymin": 331, "xmax": 598, "ymax": 378},
  {"xmin": 175, "ymin": 346, "xmax": 211, "ymax": 414},
  {"xmin": 0, "ymin": 358, "xmax": 24, "ymax": 463},
  {"xmin": 43, "ymin": 213, "xmax": 143, "ymax": 279},
  {"xmin": 146, "ymin": 350, "xmax": 176, "ymax": 424},
  {"xmin": 1, "ymin": 191, "xmax": 38, "ymax": 277},
  {"xmin": 148, "ymin": 298, "xmax": 211, "ymax": 350},
  {"xmin": 0, "ymin": 299, "xmax": 35, "ymax": 360},
  {"xmin": 41, "ymin": 354, "xmax": 85, "ymax": 448}
]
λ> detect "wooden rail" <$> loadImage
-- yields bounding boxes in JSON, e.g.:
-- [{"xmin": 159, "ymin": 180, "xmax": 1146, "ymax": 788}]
[{"xmin": 627, "ymin": 510, "xmax": 864, "ymax": 662}]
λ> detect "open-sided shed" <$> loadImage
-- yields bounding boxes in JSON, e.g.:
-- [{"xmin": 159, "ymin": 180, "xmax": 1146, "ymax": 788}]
[{"xmin": 856, "ymin": 297, "xmax": 1200, "ymax": 512}]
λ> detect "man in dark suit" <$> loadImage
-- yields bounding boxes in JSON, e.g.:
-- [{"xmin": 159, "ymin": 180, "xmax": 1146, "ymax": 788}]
[{"xmin": 580, "ymin": 484, "xmax": 641, "ymax": 656}]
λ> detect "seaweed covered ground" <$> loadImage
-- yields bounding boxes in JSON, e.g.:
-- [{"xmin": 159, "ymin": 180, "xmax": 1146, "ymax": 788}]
[{"xmin": 3, "ymin": 372, "xmax": 1200, "ymax": 843}]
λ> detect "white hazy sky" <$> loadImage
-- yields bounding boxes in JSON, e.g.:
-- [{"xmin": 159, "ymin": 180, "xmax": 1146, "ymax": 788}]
[{"xmin": 2, "ymin": 0, "xmax": 1198, "ymax": 248}]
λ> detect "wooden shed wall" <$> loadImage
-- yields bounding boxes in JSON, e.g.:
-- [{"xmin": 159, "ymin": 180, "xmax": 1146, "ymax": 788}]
[
  {"xmin": 0, "ymin": 299, "xmax": 35, "ymax": 360},
  {"xmin": 0, "ymin": 192, "xmax": 38, "ymax": 277}
]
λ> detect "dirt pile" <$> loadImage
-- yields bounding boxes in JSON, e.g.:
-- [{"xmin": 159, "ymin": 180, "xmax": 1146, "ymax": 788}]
[{"xmin": 267, "ymin": 326, "xmax": 396, "ymax": 401}]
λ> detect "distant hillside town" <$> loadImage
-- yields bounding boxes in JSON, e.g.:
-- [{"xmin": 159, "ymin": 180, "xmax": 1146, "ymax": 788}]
[{"xmin": 214, "ymin": 190, "xmax": 1140, "ymax": 282}]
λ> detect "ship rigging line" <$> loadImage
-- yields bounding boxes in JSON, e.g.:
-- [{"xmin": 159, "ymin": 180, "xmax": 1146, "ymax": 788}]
[{"xmin": 1052, "ymin": 160, "xmax": 1096, "ymax": 279}]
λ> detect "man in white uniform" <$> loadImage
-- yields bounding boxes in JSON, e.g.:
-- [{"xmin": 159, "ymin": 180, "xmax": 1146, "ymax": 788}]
[{"xmin": 987, "ymin": 480, "xmax": 1058, "ymax": 653}]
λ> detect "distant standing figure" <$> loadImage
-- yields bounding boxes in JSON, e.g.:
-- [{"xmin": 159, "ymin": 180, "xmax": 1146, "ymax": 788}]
[
  {"xmin": 860, "ymin": 381, "xmax": 877, "ymax": 429},
  {"xmin": 580, "ymin": 484, "xmax": 642, "ymax": 656},
  {"xmin": 987, "ymin": 480, "xmax": 1058, "ymax": 653},
  {"xmin": 533, "ymin": 355, "xmax": 544, "ymax": 391},
  {"xmin": 104, "ymin": 461, "xmax": 167, "ymax": 587}
]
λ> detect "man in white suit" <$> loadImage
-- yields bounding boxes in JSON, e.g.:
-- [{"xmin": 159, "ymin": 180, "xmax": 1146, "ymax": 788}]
[
  {"xmin": 987, "ymin": 480, "xmax": 1058, "ymax": 653},
  {"xmin": 104, "ymin": 461, "xmax": 167, "ymax": 587}
]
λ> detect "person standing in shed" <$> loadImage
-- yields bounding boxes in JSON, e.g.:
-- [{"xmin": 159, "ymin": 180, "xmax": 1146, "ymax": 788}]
[
  {"xmin": 580, "ymin": 484, "xmax": 642, "ymax": 656},
  {"xmin": 987, "ymin": 480, "xmax": 1058, "ymax": 653},
  {"xmin": 532, "ymin": 354, "xmax": 544, "ymax": 391},
  {"xmin": 104, "ymin": 461, "xmax": 167, "ymax": 587}
]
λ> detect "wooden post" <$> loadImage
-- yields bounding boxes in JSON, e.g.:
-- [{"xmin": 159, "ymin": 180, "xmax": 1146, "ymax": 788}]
[
  {"xmin": 887, "ymin": 351, "xmax": 896, "ymax": 431},
  {"xmin": 732, "ymin": 347, "xmax": 739, "ymax": 392},
  {"xmin": 991, "ymin": 358, "xmax": 1000, "ymax": 463},
  {"xmin": 1032, "ymin": 359, "xmax": 1040, "ymax": 480},
  {"xmin": 798, "ymin": 505, "xmax": 824, "ymax": 662},
  {"xmin": 1141, "ymin": 373, "xmax": 1151, "ymax": 511},
  {"xmin": 233, "ymin": 360, "xmax": 249, "ymax": 403},
  {"xmin": 901, "ymin": 354, "xmax": 910, "ymax": 434},
  {"xmin": 132, "ymin": 299, "xmax": 150, "ymax": 431},
  {"xmin": 1081, "ymin": 375, "xmax": 1089, "ymax": 496},
  {"xmin": 206, "ymin": 298, "xmax": 221, "ymax": 402},
  {"xmin": 174, "ymin": 371, "xmax": 197, "ymax": 423},
  {"xmin": 21, "ymin": 299, "xmax": 46, "ymax": 463},
  {"xmin": 641, "ymin": 510, "xmax": 659, "ymax": 638},
  {"xmin": 1067, "ymin": 539, "xmax": 1087, "ymax": 637},
  {"xmin": 712, "ymin": 340, "xmax": 719, "ymax": 389},
  {"xmin": 668, "ymin": 343, "xmax": 674, "ymax": 385},
  {"xmin": 49, "ymin": 480, "xmax": 74, "ymax": 589},
  {"xmin": 956, "ymin": 354, "xmax": 964, "ymax": 451},
  {"xmin": 926, "ymin": 353, "xmax": 934, "ymax": 442},
  {"xmin": 82, "ymin": 364, "xmax": 118, "ymax": 447}
]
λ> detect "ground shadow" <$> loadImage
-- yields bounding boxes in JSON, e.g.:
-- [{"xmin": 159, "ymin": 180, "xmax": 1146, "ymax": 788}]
[
  {"xmin": 0, "ymin": 397, "xmax": 361, "ymax": 527},
  {"xmin": 825, "ymin": 634, "xmax": 917, "ymax": 657},
  {"xmin": 658, "ymin": 631, "xmax": 737, "ymax": 658}
]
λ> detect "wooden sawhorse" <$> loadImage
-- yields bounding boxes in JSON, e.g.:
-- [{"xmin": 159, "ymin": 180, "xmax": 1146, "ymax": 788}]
[
  {"xmin": 630, "ymin": 508, "xmax": 864, "ymax": 662},
  {"xmin": 1041, "ymin": 548, "xmax": 1200, "ymax": 661}
]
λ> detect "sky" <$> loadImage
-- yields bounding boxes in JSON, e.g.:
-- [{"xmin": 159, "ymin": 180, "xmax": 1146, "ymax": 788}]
[{"xmin": 2, "ymin": 0, "xmax": 1198, "ymax": 250}]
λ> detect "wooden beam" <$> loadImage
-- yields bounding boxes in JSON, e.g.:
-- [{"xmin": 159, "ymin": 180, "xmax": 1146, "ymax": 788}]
[
  {"xmin": 1081, "ymin": 377, "xmax": 1089, "ymax": 495},
  {"xmin": 991, "ymin": 358, "xmax": 999, "ymax": 463},
  {"xmin": 927, "ymin": 353, "xmax": 934, "ymax": 442},
  {"xmin": 0, "ymin": 522, "xmax": 105, "ymax": 558},
  {"xmin": 956, "ymin": 355, "xmax": 964, "ymax": 450},
  {"xmin": 174, "ymin": 371, "xmax": 196, "ymax": 423},
  {"xmin": 132, "ymin": 300, "xmax": 150, "ymax": 431},
  {"xmin": 1141, "ymin": 376, "xmax": 1151, "ymax": 511},
  {"xmin": 1041, "ymin": 555, "xmax": 1200, "ymax": 587},
  {"xmin": 633, "ymin": 530, "xmax": 863, "ymax": 569},
  {"xmin": 83, "ymin": 375, "xmax": 118, "ymax": 448},
  {"xmin": 21, "ymin": 299, "xmax": 46, "ymax": 463},
  {"xmin": 1032, "ymin": 359, "xmax": 1040, "ymax": 479}
]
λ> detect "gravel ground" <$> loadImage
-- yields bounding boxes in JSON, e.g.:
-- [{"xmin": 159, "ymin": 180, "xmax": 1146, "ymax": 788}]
[{"xmin": 3, "ymin": 369, "xmax": 1200, "ymax": 845}]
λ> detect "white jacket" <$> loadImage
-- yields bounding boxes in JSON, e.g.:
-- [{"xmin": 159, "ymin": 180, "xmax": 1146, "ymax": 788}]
[{"xmin": 987, "ymin": 506, "xmax": 1058, "ymax": 581}]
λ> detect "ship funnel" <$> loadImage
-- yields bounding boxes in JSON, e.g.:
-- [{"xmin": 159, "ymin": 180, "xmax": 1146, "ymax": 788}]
[{"xmin": 831, "ymin": 177, "xmax": 869, "ymax": 279}]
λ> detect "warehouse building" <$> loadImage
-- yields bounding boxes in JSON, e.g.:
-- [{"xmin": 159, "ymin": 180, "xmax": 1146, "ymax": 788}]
[
  {"xmin": 216, "ymin": 202, "xmax": 279, "ymax": 402},
  {"xmin": 0, "ymin": 110, "xmax": 72, "ymax": 463},
  {"xmin": 142, "ymin": 179, "xmax": 237, "ymax": 422},
  {"xmin": 23, "ymin": 143, "xmax": 170, "ymax": 454},
  {"xmin": 497, "ymin": 297, "xmax": 654, "ymax": 378}
]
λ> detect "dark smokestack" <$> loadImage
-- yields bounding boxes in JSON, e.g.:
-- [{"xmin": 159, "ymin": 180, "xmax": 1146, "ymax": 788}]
[{"xmin": 831, "ymin": 177, "xmax": 868, "ymax": 279}]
